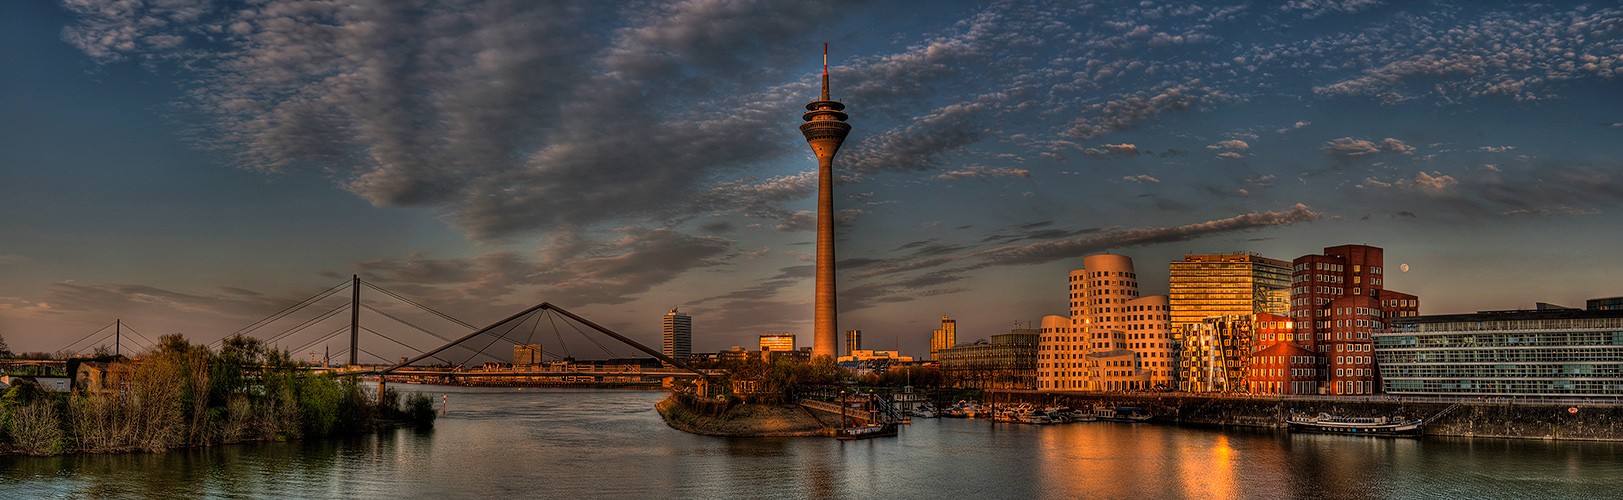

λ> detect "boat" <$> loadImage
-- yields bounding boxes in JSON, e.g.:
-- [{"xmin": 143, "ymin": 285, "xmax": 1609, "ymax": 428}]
[
  {"xmin": 1287, "ymin": 412, "xmax": 1423, "ymax": 437},
  {"xmin": 1017, "ymin": 407, "xmax": 1053, "ymax": 424},
  {"xmin": 836, "ymin": 422, "xmax": 899, "ymax": 439},
  {"xmin": 1094, "ymin": 406, "xmax": 1152, "ymax": 423}
]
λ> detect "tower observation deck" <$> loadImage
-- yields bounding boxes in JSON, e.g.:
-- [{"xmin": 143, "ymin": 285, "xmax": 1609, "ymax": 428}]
[{"xmin": 801, "ymin": 45, "xmax": 851, "ymax": 361}]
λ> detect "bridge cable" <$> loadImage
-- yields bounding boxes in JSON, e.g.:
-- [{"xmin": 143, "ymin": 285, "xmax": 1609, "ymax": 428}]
[
  {"xmin": 465, "ymin": 311, "xmax": 542, "ymax": 366},
  {"xmin": 362, "ymin": 282, "xmax": 477, "ymax": 330},
  {"xmin": 58, "ymin": 321, "xmax": 117, "ymax": 353},
  {"xmin": 357, "ymin": 325, "xmax": 454, "ymax": 364},
  {"xmin": 545, "ymin": 311, "xmax": 573, "ymax": 359},
  {"xmin": 118, "ymin": 324, "xmax": 156, "ymax": 351},
  {"xmin": 287, "ymin": 325, "xmax": 352, "ymax": 359},
  {"xmin": 212, "ymin": 280, "xmax": 350, "ymax": 347},
  {"xmin": 560, "ymin": 311, "xmax": 620, "ymax": 358},
  {"xmin": 256, "ymin": 303, "xmax": 350, "ymax": 347},
  {"xmin": 360, "ymin": 303, "xmax": 456, "ymax": 343}
]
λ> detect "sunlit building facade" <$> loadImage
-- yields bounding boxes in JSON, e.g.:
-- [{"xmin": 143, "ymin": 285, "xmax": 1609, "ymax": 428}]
[
  {"xmin": 930, "ymin": 316, "xmax": 957, "ymax": 361},
  {"xmin": 1169, "ymin": 254, "xmax": 1291, "ymax": 334},
  {"xmin": 1040, "ymin": 254, "xmax": 1174, "ymax": 391},
  {"xmin": 1288, "ymin": 244, "xmax": 1420, "ymax": 394},
  {"xmin": 844, "ymin": 329, "xmax": 861, "ymax": 356},
  {"xmin": 759, "ymin": 334, "xmax": 796, "ymax": 352}
]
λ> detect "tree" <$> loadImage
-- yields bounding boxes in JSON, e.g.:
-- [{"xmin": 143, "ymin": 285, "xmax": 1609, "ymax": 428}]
[{"xmin": 0, "ymin": 333, "xmax": 12, "ymax": 358}]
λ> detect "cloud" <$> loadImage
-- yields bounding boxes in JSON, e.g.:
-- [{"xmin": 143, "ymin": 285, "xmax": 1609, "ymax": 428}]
[
  {"xmin": 935, "ymin": 166, "xmax": 1033, "ymax": 181},
  {"xmin": 851, "ymin": 204, "xmax": 1324, "ymax": 281},
  {"xmin": 1501, "ymin": 206, "xmax": 1601, "ymax": 217},
  {"xmin": 1282, "ymin": 0, "xmax": 1382, "ymax": 19},
  {"xmin": 1123, "ymin": 175, "xmax": 1160, "ymax": 183},
  {"xmin": 354, "ymin": 227, "xmax": 731, "ymax": 306},
  {"xmin": 1322, "ymin": 137, "xmax": 1414, "ymax": 156},
  {"xmin": 1277, "ymin": 121, "xmax": 1310, "ymax": 133},
  {"xmin": 1217, "ymin": 151, "xmax": 1245, "ymax": 159},
  {"xmin": 1062, "ymin": 81, "xmax": 1231, "ymax": 140},
  {"xmin": 1081, "ymin": 143, "xmax": 1145, "ymax": 158},
  {"xmin": 1207, "ymin": 140, "xmax": 1250, "ymax": 151},
  {"xmin": 1411, "ymin": 171, "xmax": 1457, "ymax": 192}
]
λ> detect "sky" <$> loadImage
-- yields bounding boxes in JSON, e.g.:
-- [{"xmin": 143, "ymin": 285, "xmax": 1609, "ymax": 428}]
[{"xmin": 3, "ymin": 0, "xmax": 1622, "ymax": 360}]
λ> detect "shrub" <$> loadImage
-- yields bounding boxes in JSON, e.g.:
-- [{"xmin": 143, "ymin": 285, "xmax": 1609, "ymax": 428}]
[{"xmin": 403, "ymin": 393, "xmax": 437, "ymax": 428}]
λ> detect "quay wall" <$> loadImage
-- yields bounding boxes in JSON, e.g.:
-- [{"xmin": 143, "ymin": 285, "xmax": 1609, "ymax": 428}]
[{"xmin": 989, "ymin": 392, "xmax": 1623, "ymax": 441}]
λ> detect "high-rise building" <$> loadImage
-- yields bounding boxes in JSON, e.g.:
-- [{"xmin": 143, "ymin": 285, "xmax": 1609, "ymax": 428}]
[
  {"xmin": 513, "ymin": 344, "xmax": 545, "ymax": 366},
  {"xmin": 801, "ymin": 45, "xmax": 852, "ymax": 361},
  {"xmin": 1040, "ymin": 254, "xmax": 1175, "ymax": 391},
  {"xmin": 662, "ymin": 308, "xmax": 692, "ymax": 367},
  {"xmin": 759, "ymin": 334, "xmax": 795, "ymax": 352},
  {"xmin": 937, "ymin": 328, "xmax": 1039, "ymax": 389},
  {"xmin": 844, "ymin": 329, "xmax": 862, "ymax": 356},
  {"xmin": 1168, "ymin": 253, "xmax": 1291, "ymax": 334},
  {"xmin": 1287, "ymin": 244, "xmax": 1420, "ymax": 395},
  {"xmin": 930, "ymin": 316, "xmax": 957, "ymax": 361}
]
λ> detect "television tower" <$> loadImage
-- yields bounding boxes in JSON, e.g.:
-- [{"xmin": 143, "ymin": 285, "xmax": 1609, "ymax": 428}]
[{"xmin": 801, "ymin": 44, "xmax": 851, "ymax": 361}]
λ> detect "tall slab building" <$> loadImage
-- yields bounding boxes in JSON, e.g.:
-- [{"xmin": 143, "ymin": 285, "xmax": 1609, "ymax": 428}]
[
  {"xmin": 1168, "ymin": 254, "xmax": 1291, "ymax": 335},
  {"xmin": 662, "ymin": 308, "xmax": 691, "ymax": 367},
  {"xmin": 800, "ymin": 45, "xmax": 852, "ymax": 361}
]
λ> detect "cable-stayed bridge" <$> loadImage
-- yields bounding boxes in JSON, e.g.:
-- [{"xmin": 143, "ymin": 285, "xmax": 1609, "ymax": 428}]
[{"xmin": 48, "ymin": 276, "xmax": 714, "ymax": 388}]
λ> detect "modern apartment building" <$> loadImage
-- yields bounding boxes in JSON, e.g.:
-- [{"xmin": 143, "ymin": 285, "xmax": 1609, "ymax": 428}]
[{"xmin": 844, "ymin": 329, "xmax": 862, "ymax": 356}]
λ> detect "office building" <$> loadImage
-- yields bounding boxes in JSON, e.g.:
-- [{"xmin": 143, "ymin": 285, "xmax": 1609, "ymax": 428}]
[
  {"xmin": 1169, "ymin": 253, "xmax": 1291, "ymax": 334},
  {"xmin": 662, "ymin": 308, "xmax": 692, "ymax": 366},
  {"xmin": 759, "ymin": 334, "xmax": 796, "ymax": 352},
  {"xmin": 514, "ymin": 344, "xmax": 545, "ymax": 366},
  {"xmin": 937, "ymin": 328, "xmax": 1039, "ymax": 389},
  {"xmin": 845, "ymin": 329, "xmax": 862, "ymax": 356},
  {"xmin": 1378, "ymin": 303, "xmax": 1623, "ymax": 397},
  {"xmin": 930, "ymin": 316, "xmax": 957, "ymax": 361}
]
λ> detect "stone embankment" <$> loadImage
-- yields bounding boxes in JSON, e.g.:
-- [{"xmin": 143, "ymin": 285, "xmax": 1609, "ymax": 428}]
[
  {"xmin": 656, "ymin": 395, "xmax": 834, "ymax": 437},
  {"xmin": 995, "ymin": 392, "xmax": 1623, "ymax": 441}
]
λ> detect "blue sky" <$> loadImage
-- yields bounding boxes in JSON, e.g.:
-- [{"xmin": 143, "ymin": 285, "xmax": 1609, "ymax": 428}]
[{"xmin": 3, "ymin": 0, "xmax": 1622, "ymax": 359}]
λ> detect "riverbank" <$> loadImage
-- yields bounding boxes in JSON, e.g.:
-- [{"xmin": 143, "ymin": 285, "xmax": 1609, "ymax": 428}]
[
  {"xmin": 992, "ymin": 391, "xmax": 1623, "ymax": 441},
  {"xmin": 655, "ymin": 395, "xmax": 833, "ymax": 437}
]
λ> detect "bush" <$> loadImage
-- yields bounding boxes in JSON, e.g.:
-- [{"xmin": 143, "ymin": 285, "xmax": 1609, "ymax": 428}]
[{"xmin": 403, "ymin": 393, "xmax": 437, "ymax": 428}]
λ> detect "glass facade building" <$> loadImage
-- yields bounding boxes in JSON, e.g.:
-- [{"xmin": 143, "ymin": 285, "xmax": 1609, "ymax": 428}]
[
  {"xmin": 1169, "ymin": 254, "xmax": 1290, "ymax": 336},
  {"xmin": 938, "ymin": 329, "xmax": 1038, "ymax": 389},
  {"xmin": 1377, "ymin": 308, "xmax": 1623, "ymax": 397}
]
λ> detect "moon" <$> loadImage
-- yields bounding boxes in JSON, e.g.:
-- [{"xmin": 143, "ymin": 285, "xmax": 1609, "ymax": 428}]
[{"xmin": 1400, "ymin": 263, "xmax": 1410, "ymax": 272}]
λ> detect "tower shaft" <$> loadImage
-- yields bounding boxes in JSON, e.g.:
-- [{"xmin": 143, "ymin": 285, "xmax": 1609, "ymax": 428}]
[{"xmin": 801, "ymin": 46, "xmax": 851, "ymax": 361}]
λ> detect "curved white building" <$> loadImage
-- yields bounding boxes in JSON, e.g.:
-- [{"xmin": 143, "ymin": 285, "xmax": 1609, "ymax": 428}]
[{"xmin": 1039, "ymin": 254, "xmax": 1175, "ymax": 391}]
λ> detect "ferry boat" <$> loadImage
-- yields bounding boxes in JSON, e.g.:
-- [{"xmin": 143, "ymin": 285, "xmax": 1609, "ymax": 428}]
[
  {"xmin": 836, "ymin": 422, "xmax": 899, "ymax": 440},
  {"xmin": 1094, "ymin": 406, "xmax": 1152, "ymax": 423},
  {"xmin": 1287, "ymin": 412, "xmax": 1423, "ymax": 437}
]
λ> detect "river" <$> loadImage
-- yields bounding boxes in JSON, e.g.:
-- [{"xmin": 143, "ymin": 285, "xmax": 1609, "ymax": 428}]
[{"xmin": 3, "ymin": 388, "xmax": 1621, "ymax": 499}]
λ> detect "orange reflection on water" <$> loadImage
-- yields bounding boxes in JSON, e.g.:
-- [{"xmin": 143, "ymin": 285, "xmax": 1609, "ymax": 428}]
[{"xmin": 1178, "ymin": 434, "xmax": 1236, "ymax": 499}]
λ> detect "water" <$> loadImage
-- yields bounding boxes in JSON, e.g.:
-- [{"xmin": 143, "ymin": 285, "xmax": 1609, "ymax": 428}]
[{"xmin": 3, "ymin": 388, "xmax": 1622, "ymax": 499}]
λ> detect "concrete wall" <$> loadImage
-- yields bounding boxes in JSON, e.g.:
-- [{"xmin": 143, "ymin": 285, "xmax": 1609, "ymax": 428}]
[{"xmin": 988, "ymin": 392, "xmax": 1623, "ymax": 441}]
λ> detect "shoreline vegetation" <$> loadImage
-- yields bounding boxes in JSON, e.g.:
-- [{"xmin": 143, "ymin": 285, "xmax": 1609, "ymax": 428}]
[
  {"xmin": 655, "ymin": 395, "xmax": 834, "ymax": 437},
  {"xmin": 0, "ymin": 334, "xmax": 437, "ymax": 456}
]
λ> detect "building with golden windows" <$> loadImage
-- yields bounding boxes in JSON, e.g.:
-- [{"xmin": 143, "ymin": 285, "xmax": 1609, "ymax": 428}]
[
  {"xmin": 1169, "ymin": 254, "xmax": 1291, "ymax": 335},
  {"xmin": 758, "ymin": 334, "xmax": 795, "ymax": 352}
]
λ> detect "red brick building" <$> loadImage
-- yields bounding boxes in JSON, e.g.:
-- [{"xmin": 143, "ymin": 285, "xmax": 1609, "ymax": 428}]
[{"xmin": 1287, "ymin": 244, "xmax": 1420, "ymax": 395}]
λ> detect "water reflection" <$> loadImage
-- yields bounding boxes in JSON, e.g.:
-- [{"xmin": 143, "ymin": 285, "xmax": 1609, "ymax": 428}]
[{"xmin": 3, "ymin": 389, "xmax": 1622, "ymax": 500}]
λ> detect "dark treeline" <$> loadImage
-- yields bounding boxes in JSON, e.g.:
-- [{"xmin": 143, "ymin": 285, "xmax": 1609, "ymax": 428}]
[{"xmin": 0, "ymin": 334, "xmax": 437, "ymax": 456}]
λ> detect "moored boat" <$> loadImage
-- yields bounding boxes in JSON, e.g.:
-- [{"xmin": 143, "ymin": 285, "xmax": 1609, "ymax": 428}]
[
  {"xmin": 1287, "ymin": 412, "xmax": 1423, "ymax": 437},
  {"xmin": 1094, "ymin": 406, "xmax": 1152, "ymax": 423},
  {"xmin": 836, "ymin": 422, "xmax": 899, "ymax": 439}
]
